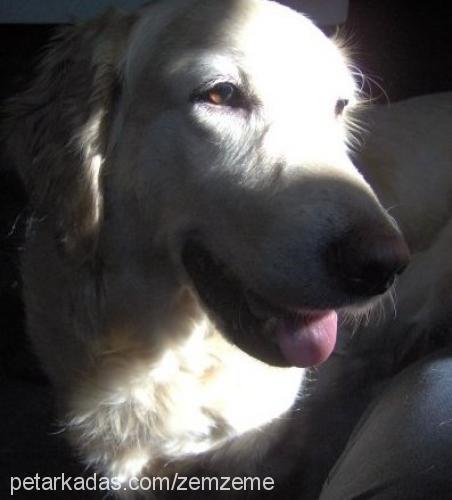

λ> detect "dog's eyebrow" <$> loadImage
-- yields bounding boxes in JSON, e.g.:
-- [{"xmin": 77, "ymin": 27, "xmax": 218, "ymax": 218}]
[{"xmin": 162, "ymin": 52, "xmax": 243, "ymax": 93}]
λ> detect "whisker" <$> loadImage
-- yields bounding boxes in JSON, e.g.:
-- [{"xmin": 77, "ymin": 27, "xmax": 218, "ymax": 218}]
[{"xmin": 388, "ymin": 281, "xmax": 398, "ymax": 319}]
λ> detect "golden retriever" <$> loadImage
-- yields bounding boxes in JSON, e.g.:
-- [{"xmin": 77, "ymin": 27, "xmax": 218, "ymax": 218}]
[{"xmin": 5, "ymin": 0, "xmax": 414, "ymax": 496}]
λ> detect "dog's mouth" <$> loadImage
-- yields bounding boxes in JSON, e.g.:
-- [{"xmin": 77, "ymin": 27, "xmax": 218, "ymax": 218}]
[{"xmin": 182, "ymin": 238, "xmax": 338, "ymax": 368}]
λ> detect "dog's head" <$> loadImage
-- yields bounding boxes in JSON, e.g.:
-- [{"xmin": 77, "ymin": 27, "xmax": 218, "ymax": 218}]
[{"xmin": 6, "ymin": 0, "xmax": 409, "ymax": 368}]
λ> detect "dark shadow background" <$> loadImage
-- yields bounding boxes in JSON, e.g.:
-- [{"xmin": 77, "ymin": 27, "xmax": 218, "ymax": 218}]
[{"xmin": 1, "ymin": 0, "xmax": 452, "ymax": 497}]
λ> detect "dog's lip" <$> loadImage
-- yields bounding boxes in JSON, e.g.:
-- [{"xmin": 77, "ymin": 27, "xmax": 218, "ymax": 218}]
[
  {"xmin": 245, "ymin": 289, "xmax": 330, "ymax": 323},
  {"xmin": 244, "ymin": 290, "xmax": 338, "ymax": 367},
  {"xmin": 181, "ymin": 236, "xmax": 339, "ymax": 368},
  {"xmin": 243, "ymin": 290, "xmax": 284, "ymax": 322}
]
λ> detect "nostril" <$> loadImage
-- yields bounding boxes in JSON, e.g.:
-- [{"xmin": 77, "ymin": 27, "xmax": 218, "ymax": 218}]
[{"xmin": 328, "ymin": 226, "xmax": 410, "ymax": 297}]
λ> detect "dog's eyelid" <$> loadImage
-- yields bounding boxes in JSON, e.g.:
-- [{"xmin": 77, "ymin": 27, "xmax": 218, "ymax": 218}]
[
  {"xmin": 191, "ymin": 76, "xmax": 237, "ymax": 96},
  {"xmin": 190, "ymin": 79, "xmax": 251, "ymax": 110}
]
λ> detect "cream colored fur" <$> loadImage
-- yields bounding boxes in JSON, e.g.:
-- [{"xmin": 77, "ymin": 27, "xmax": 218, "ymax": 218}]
[
  {"xmin": 6, "ymin": 0, "xmax": 364, "ymax": 484},
  {"xmin": 355, "ymin": 93, "xmax": 452, "ymax": 351},
  {"xmin": 355, "ymin": 92, "xmax": 452, "ymax": 251},
  {"xmin": 6, "ymin": 0, "xmax": 452, "ymax": 497}
]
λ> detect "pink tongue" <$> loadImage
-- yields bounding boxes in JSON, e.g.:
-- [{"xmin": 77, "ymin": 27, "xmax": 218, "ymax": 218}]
[{"xmin": 276, "ymin": 310, "xmax": 338, "ymax": 367}]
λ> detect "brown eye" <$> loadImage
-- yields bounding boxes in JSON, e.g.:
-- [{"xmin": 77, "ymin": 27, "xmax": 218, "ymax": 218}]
[
  {"xmin": 335, "ymin": 98, "xmax": 349, "ymax": 117},
  {"xmin": 207, "ymin": 83, "xmax": 237, "ymax": 105},
  {"xmin": 194, "ymin": 82, "xmax": 244, "ymax": 108}
]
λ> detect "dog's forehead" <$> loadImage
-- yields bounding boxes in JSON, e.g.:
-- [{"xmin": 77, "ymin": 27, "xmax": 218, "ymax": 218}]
[
  {"xmin": 126, "ymin": 0, "xmax": 352, "ymax": 99},
  {"xmin": 229, "ymin": 5, "xmax": 353, "ymax": 104},
  {"xmin": 175, "ymin": 0, "xmax": 336, "ymax": 65}
]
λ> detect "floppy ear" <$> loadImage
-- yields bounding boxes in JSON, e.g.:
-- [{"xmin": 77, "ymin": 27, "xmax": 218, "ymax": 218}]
[{"xmin": 5, "ymin": 10, "xmax": 136, "ymax": 260}]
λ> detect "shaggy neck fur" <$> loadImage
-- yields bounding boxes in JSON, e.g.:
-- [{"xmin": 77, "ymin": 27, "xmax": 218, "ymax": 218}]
[{"xmin": 63, "ymin": 226, "xmax": 303, "ymax": 479}]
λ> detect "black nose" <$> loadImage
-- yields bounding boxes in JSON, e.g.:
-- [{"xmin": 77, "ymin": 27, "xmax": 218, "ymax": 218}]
[{"xmin": 328, "ymin": 226, "xmax": 410, "ymax": 296}]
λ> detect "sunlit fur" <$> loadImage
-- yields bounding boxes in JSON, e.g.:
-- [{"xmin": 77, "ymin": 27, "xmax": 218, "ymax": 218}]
[{"xmin": 4, "ymin": 0, "xmax": 411, "ymax": 491}]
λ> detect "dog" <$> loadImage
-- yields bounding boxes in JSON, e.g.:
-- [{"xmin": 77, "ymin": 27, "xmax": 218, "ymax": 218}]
[
  {"xmin": 5, "ymin": 0, "xmax": 411, "ymax": 496},
  {"xmin": 275, "ymin": 91, "xmax": 452, "ymax": 498}
]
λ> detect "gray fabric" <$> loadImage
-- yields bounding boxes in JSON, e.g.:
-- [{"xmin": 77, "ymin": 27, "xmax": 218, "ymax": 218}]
[{"xmin": 320, "ymin": 350, "xmax": 452, "ymax": 500}]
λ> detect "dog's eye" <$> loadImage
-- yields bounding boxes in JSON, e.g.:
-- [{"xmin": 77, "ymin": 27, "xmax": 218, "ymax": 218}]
[
  {"xmin": 207, "ymin": 83, "xmax": 240, "ymax": 106},
  {"xmin": 335, "ymin": 98, "xmax": 349, "ymax": 117},
  {"xmin": 195, "ymin": 82, "xmax": 244, "ymax": 108}
]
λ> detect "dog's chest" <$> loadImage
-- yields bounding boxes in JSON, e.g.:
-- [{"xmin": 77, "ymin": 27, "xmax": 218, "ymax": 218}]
[{"xmin": 148, "ymin": 321, "xmax": 304, "ymax": 456}]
